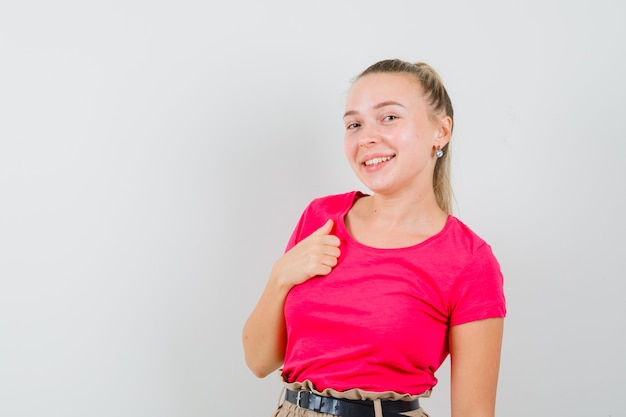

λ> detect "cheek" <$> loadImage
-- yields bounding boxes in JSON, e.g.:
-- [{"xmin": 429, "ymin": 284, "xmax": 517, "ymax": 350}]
[{"xmin": 343, "ymin": 135, "xmax": 356, "ymax": 158}]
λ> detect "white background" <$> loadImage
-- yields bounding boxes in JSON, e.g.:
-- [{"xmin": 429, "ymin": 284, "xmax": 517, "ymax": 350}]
[{"xmin": 1, "ymin": 1, "xmax": 625, "ymax": 416}]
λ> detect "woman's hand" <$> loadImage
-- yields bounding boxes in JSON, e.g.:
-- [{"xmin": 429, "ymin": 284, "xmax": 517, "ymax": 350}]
[{"xmin": 271, "ymin": 219, "xmax": 341, "ymax": 288}]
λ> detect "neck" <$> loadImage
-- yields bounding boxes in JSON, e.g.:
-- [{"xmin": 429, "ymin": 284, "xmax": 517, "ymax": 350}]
[{"xmin": 365, "ymin": 190, "xmax": 447, "ymax": 227}]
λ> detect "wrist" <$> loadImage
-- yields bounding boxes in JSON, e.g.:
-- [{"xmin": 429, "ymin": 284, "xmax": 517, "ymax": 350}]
[{"xmin": 268, "ymin": 263, "xmax": 295, "ymax": 295}]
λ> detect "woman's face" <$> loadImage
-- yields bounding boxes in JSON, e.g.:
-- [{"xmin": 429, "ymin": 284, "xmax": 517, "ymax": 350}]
[{"xmin": 343, "ymin": 72, "xmax": 450, "ymax": 196}]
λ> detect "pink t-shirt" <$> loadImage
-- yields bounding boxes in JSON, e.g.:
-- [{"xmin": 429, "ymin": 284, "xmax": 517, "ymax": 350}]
[{"xmin": 281, "ymin": 191, "xmax": 506, "ymax": 395}]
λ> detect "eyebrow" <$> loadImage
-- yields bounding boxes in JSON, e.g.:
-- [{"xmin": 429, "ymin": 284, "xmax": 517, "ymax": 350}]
[{"xmin": 343, "ymin": 100, "xmax": 406, "ymax": 118}]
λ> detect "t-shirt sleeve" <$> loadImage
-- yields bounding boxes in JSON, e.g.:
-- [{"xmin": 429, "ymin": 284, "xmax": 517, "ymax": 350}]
[
  {"xmin": 449, "ymin": 243, "xmax": 507, "ymax": 326},
  {"xmin": 284, "ymin": 202, "xmax": 322, "ymax": 252},
  {"xmin": 285, "ymin": 211, "xmax": 306, "ymax": 252}
]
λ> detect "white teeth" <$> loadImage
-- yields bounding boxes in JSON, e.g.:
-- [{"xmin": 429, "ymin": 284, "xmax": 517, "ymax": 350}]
[{"xmin": 364, "ymin": 156, "xmax": 393, "ymax": 166}]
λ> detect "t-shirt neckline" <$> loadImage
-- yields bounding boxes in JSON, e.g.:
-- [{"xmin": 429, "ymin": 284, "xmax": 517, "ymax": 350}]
[{"xmin": 337, "ymin": 190, "xmax": 453, "ymax": 252}]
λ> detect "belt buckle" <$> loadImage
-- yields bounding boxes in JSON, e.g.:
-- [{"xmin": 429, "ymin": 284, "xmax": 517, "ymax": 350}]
[{"xmin": 296, "ymin": 390, "xmax": 311, "ymax": 408}]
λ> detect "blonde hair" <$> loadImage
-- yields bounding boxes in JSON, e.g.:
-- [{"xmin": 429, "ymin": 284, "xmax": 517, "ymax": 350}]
[{"xmin": 356, "ymin": 59, "xmax": 454, "ymax": 214}]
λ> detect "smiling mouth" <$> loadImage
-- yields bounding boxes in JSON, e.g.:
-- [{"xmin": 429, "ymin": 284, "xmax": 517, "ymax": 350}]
[{"xmin": 363, "ymin": 155, "xmax": 395, "ymax": 166}]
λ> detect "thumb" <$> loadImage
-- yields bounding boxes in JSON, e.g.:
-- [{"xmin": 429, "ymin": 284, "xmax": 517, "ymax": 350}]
[{"xmin": 312, "ymin": 219, "xmax": 334, "ymax": 236}]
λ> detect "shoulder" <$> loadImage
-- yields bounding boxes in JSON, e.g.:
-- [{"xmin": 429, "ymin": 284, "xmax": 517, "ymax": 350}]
[
  {"xmin": 304, "ymin": 190, "xmax": 365, "ymax": 217},
  {"xmin": 307, "ymin": 190, "xmax": 363, "ymax": 209},
  {"xmin": 440, "ymin": 216, "xmax": 491, "ymax": 257},
  {"xmin": 286, "ymin": 191, "xmax": 364, "ymax": 247},
  {"xmin": 436, "ymin": 216, "xmax": 503, "ymax": 283}
]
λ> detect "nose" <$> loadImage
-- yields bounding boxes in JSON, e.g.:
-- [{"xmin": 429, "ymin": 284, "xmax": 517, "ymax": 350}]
[{"xmin": 357, "ymin": 124, "xmax": 380, "ymax": 147}]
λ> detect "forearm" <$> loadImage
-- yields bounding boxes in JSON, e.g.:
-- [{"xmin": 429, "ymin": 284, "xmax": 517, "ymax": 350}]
[
  {"xmin": 242, "ymin": 271, "xmax": 291, "ymax": 378},
  {"xmin": 450, "ymin": 318, "xmax": 503, "ymax": 417},
  {"xmin": 243, "ymin": 220, "xmax": 340, "ymax": 377}
]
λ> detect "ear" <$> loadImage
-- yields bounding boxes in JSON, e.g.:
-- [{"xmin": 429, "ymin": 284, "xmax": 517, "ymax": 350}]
[{"xmin": 436, "ymin": 115, "xmax": 453, "ymax": 148}]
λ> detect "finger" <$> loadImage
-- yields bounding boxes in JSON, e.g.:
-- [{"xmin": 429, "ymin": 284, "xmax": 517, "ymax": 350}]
[
  {"xmin": 323, "ymin": 234, "xmax": 341, "ymax": 247},
  {"xmin": 306, "ymin": 252, "xmax": 338, "ymax": 277},
  {"xmin": 323, "ymin": 246, "xmax": 341, "ymax": 258},
  {"xmin": 311, "ymin": 219, "xmax": 334, "ymax": 236},
  {"xmin": 314, "ymin": 235, "xmax": 340, "ymax": 249},
  {"xmin": 321, "ymin": 255, "xmax": 339, "ymax": 268},
  {"xmin": 314, "ymin": 264, "xmax": 333, "ymax": 277}
]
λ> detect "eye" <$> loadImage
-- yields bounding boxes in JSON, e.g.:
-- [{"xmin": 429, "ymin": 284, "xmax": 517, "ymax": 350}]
[
  {"xmin": 346, "ymin": 122, "xmax": 361, "ymax": 130},
  {"xmin": 383, "ymin": 115, "xmax": 397, "ymax": 122}
]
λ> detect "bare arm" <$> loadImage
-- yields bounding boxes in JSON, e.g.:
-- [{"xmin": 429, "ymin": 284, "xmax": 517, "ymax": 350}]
[
  {"xmin": 242, "ymin": 219, "xmax": 340, "ymax": 378},
  {"xmin": 242, "ymin": 271, "xmax": 290, "ymax": 378},
  {"xmin": 449, "ymin": 317, "xmax": 504, "ymax": 417}
]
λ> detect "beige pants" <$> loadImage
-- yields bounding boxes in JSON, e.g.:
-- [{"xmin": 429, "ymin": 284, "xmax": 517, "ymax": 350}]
[{"xmin": 271, "ymin": 380, "xmax": 431, "ymax": 417}]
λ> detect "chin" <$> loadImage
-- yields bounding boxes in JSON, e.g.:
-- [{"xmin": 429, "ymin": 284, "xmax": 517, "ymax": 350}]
[{"xmin": 361, "ymin": 182, "xmax": 394, "ymax": 195}]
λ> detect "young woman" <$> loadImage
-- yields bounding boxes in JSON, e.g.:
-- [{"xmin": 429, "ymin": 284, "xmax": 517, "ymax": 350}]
[{"xmin": 243, "ymin": 59, "xmax": 506, "ymax": 417}]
